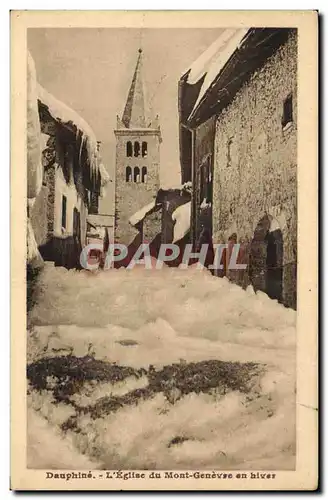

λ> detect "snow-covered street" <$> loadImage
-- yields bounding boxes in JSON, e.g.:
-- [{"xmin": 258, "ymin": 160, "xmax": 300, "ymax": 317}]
[{"xmin": 27, "ymin": 264, "xmax": 296, "ymax": 470}]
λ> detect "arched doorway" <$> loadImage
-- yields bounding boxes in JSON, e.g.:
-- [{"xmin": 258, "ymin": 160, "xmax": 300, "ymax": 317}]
[{"xmin": 249, "ymin": 215, "xmax": 283, "ymax": 302}]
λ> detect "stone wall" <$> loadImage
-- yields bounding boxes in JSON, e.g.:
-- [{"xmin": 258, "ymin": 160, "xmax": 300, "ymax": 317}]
[
  {"xmin": 114, "ymin": 130, "xmax": 161, "ymax": 246},
  {"xmin": 193, "ymin": 116, "xmax": 216, "ymax": 248},
  {"xmin": 30, "ymin": 185, "xmax": 49, "ymax": 247},
  {"xmin": 33, "ymin": 119, "xmax": 90, "ymax": 269},
  {"xmin": 212, "ymin": 31, "xmax": 297, "ymax": 308}
]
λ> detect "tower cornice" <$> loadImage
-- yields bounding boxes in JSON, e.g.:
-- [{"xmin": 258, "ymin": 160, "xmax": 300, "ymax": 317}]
[{"xmin": 114, "ymin": 128, "xmax": 161, "ymax": 137}]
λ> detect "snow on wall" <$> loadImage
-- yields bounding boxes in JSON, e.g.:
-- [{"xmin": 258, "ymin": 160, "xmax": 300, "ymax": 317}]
[
  {"xmin": 172, "ymin": 201, "xmax": 191, "ymax": 243},
  {"xmin": 27, "ymin": 52, "xmax": 43, "ymax": 201},
  {"xmin": 99, "ymin": 162, "xmax": 110, "ymax": 186},
  {"xmin": 185, "ymin": 29, "xmax": 249, "ymax": 122},
  {"xmin": 27, "ymin": 52, "xmax": 44, "ymax": 264}
]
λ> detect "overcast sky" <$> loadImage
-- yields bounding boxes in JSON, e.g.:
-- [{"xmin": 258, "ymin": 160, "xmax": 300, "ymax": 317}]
[{"xmin": 28, "ymin": 27, "xmax": 222, "ymax": 214}]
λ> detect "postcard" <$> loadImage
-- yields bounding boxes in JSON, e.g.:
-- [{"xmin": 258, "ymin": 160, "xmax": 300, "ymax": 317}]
[{"xmin": 11, "ymin": 10, "xmax": 318, "ymax": 491}]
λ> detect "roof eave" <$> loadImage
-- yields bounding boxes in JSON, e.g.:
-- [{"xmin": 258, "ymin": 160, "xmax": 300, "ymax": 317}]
[{"xmin": 186, "ymin": 28, "xmax": 294, "ymax": 128}]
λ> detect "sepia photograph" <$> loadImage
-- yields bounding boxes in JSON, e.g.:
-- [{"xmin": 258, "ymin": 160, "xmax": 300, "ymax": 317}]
[{"xmin": 11, "ymin": 10, "xmax": 318, "ymax": 491}]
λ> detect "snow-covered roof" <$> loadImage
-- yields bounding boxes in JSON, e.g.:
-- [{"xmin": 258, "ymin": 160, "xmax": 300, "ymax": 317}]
[
  {"xmin": 185, "ymin": 28, "xmax": 249, "ymax": 122},
  {"xmin": 37, "ymin": 83, "xmax": 111, "ymax": 190},
  {"xmin": 37, "ymin": 84, "xmax": 97, "ymax": 149},
  {"xmin": 27, "ymin": 51, "xmax": 43, "ymax": 201},
  {"xmin": 172, "ymin": 201, "xmax": 191, "ymax": 243},
  {"xmin": 183, "ymin": 30, "xmax": 237, "ymax": 84},
  {"xmin": 158, "ymin": 181, "xmax": 192, "ymax": 193},
  {"xmin": 129, "ymin": 200, "xmax": 160, "ymax": 227},
  {"xmin": 37, "ymin": 84, "xmax": 101, "ymax": 180},
  {"xmin": 87, "ymin": 214, "xmax": 114, "ymax": 227}
]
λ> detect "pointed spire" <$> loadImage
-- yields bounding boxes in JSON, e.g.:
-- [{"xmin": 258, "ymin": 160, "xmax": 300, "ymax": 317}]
[{"xmin": 122, "ymin": 49, "xmax": 146, "ymax": 128}]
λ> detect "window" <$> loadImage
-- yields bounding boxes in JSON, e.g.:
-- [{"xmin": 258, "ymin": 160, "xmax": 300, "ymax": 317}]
[
  {"xmin": 126, "ymin": 166, "xmax": 132, "ymax": 182},
  {"xmin": 227, "ymin": 137, "xmax": 233, "ymax": 167},
  {"xmin": 61, "ymin": 195, "xmax": 67, "ymax": 229},
  {"xmin": 141, "ymin": 166, "xmax": 147, "ymax": 183},
  {"xmin": 142, "ymin": 141, "xmax": 148, "ymax": 158},
  {"xmin": 73, "ymin": 207, "xmax": 81, "ymax": 239},
  {"xmin": 134, "ymin": 167, "xmax": 140, "ymax": 183},
  {"xmin": 134, "ymin": 141, "xmax": 140, "ymax": 157},
  {"xmin": 282, "ymin": 94, "xmax": 293, "ymax": 128},
  {"xmin": 126, "ymin": 141, "xmax": 132, "ymax": 157}
]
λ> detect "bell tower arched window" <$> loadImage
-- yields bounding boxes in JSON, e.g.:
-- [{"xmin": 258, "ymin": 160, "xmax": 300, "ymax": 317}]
[
  {"xmin": 134, "ymin": 166, "xmax": 140, "ymax": 183},
  {"xmin": 142, "ymin": 141, "xmax": 148, "ymax": 157},
  {"xmin": 126, "ymin": 141, "xmax": 132, "ymax": 157},
  {"xmin": 126, "ymin": 166, "xmax": 132, "ymax": 182},
  {"xmin": 142, "ymin": 166, "xmax": 147, "ymax": 183},
  {"xmin": 134, "ymin": 141, "xmax": 140, "ymax": 157}
]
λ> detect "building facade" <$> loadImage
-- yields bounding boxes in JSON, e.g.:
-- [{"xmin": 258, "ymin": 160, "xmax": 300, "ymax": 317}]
[
  {"xmin": 125, "ymin": 185, "xmax": 191, "ymax": 266},
  {"xmin": 29, "ymin": 81, "xmax": 107, "ymax": 270},
  {"xmin": 179, "ymin": 28, "xmax": 297, "ymax": 308},
  {"xmin": 213, "ymin": 31, "xmax": 297, "ymax": 309},
  {"xmin": 114, "ymin": 49, "xmax": 162, "ymax": 247}
]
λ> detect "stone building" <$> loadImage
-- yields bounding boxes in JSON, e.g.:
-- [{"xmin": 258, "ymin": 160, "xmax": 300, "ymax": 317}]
[
  {"xmin": 179, "ymin": 28, "xmax": 297, "ymax": 308},
  {"xmin": 87, "ymin": 214, "xmax": 114, "ymax": 247},
  {"xmin": 114, "ymin": 49, "xmax": 162, "ymax": 247},
  {"xmin": 28, "ymin": 59, "xmax": 108, "ymax": 269},
  {"xmin": 125, "ymin": 185, "xmax": 191, "ymax": 266}
]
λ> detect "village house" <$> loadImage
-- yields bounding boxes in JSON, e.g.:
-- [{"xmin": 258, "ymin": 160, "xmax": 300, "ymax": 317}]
[
  {"xmin": 179, "ymin": 28, "xmax": 297, "ymax": 308},
  {"xmin": 27, "ymin": 52, "xmax": 109, "ymax": 270},
  {"xmin": 86, "ymin": 214, "xmax": 114, "ymax": 247}
]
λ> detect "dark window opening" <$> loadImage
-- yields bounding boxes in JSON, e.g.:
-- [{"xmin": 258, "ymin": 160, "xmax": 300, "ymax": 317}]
[
  {"xmin": 42, "ymin": 165, "xmax": 47, "ymax": 186},
  {"xmin": 141, "ymin": 166, "xmax": 147, "ymax": 183},
  {"xmin": 73, "ymin": 207, "xmax": 81, "ymax": 241},
  {"xmin": 134, "ymin": 141, "xmax": 140, "ymax": 157},
  {"xmin": 63, "ymin": 143, "xmax": 74, "ymax": 184},
  {"xmin": 126, "ymin": 166, "xmax": 132, "ymax": 182},
  {"xmin": 61, "ymin": 195, "xmax": 67, "ymax": 229},
  {"xmin": 142, "ymin": 141, "xmax": 148, "ymax": 157},
  {"xmin": 200, "ymin": 155, "xmax": 212, "ymax": 204},
  {"xmin": 282, "ymin": 94, "xmax": 293, "ymax": 128},
  {"xmin": 134, "ymin": 167, "xmax": 140, "ymax": 183},
  {"xmin": 126, "ymin": 141, "xmax": 132, "ymax": 157}
]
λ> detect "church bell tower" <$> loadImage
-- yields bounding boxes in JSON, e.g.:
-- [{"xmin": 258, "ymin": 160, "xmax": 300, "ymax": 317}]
[{"xmin": 114, "ymin": 48, "xmax": 161, "ymax": 246}]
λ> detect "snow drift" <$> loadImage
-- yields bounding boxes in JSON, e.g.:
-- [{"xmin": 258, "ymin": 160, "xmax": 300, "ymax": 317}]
[{"xmin": 27, "ymin": 265, "xmax": 296, "ymax": 470}]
